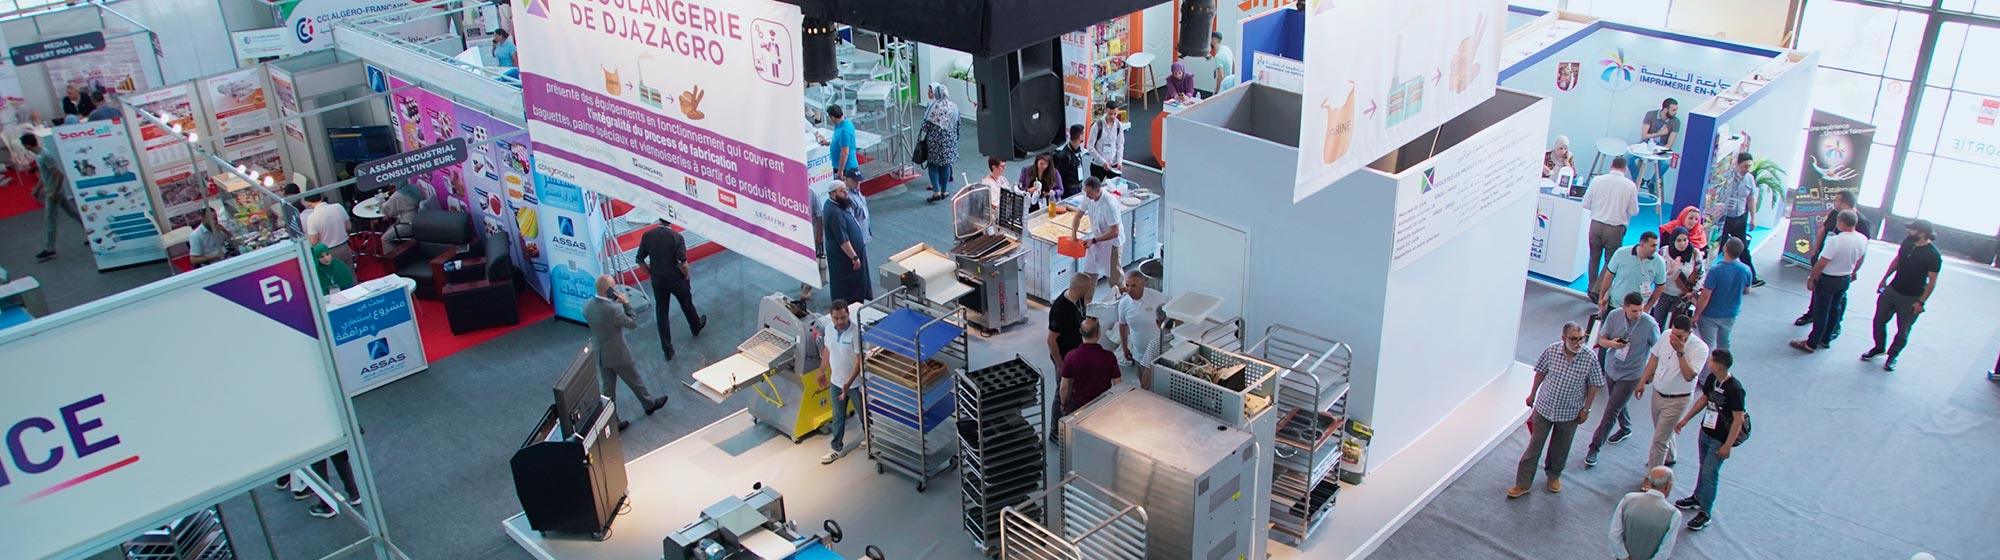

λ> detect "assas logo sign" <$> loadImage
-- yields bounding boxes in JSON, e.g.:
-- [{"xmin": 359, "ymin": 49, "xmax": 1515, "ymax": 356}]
[{"xmin": 359, "ymin": 337, "xmax": 407, "ymax": 376}]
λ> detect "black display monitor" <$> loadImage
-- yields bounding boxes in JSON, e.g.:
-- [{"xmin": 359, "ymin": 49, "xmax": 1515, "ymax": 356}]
[
  {"xmin": 553, "ymin": 346, "xmax": 603, "ymax": 437},
  {"xmin": 327, "ymin": 126, "xmax": 398, "ymax": 163}
]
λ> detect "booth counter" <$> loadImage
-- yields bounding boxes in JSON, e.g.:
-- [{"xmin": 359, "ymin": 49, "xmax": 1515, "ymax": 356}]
[
  {"xmin": 325, "ymin": 275, "xmax": 430, "ymax": 396},
  {"xmin": 1530, "ymin": 186, "xmax": 1593, "ymax": 283},
  {"xmin": 1020, "ymin": 184, "xmax": 1162, "ymax": 302}
]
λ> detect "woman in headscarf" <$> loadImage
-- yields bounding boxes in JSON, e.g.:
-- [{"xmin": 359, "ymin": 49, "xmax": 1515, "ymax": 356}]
[
  {"xmin": 1651, "ymin": 227, "xmax": 1703, "ymax": 325},
  {"xmin": 1661, "ymin": 205, "xmax": 1709, "ymax": 258},
  {"xmin": 314, "ymin": 243, "xmax": 358, "ymax": 294},
  {"xmin": 1016, "ymin": 153, "xmax": 1062, "ymax": 209},
  {"xmin": 1544, "ymin": 135, "xmax": 1575, "ymax": 179},
  {"xmin": 380, "ymin": 182, "xmax": 428, "ymax": 243},
  {"xmin": 1165, "ymin": 61, "xmax": 1197, "ymax": 104},
  {"xmin": 921, "ymin": 82, "xmax": 960, "ymax": 204}
]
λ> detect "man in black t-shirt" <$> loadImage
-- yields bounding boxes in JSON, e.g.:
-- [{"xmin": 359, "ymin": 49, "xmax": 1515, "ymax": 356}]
[
  {"xmin": 1047, "ymin": 273, "xmax": 1094, "ymax": 374},
  {"xmin": 1795, "ymin": 192, "xmax": 1871, "ymax": 331},
  {"xmin": 1863, "ymin": 220, "xmax": 1942, "ymax": 372},
  {"xmin": 1052, "ymin": 125, "xmax": 1087, "ymax": 199},
  {"xmin": 1673, "ymin": 349, "xmax": 1743, "ymax": 532}
]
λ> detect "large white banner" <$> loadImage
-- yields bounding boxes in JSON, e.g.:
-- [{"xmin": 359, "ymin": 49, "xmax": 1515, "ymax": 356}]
[
  {"xmin": 53, "ymin": 122, "xmax": 165, "ymax": 270},
  {"xmin": 0, "ymin": 247, "xmax": 347, "ymax": 560},
  {"xmin": 515, "ymin": 0, "xmax": 817, "ymax": 284},
  {"xmin": 1390, "ymin": 98, "xmax": 1549, "ymax": 271},
  {"xmin": 1297, "ymin": 0, "xmax": 1502, "ymax": 203},
  {"xmin": 277, "ymin": 0, "xmax": 449, "ymax": 52}
]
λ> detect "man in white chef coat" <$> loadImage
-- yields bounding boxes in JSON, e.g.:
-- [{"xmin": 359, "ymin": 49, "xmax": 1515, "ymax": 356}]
[{"xmin": 1063, "ymin": 177, "xmax": 1124, "ymax": 296}]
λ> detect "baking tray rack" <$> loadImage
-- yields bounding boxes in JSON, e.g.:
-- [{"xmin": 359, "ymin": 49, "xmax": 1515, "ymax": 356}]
[
  {"xmin": 957, "ymin": 358, "xmax": 1049, "ymax": 553},
  {"xmin": 737, "ymin": 328, "xmax": 797, "ymax": 370},
  {"xmin": 859, "ymin": 288, "xmax": 969, "ymax": 493}
]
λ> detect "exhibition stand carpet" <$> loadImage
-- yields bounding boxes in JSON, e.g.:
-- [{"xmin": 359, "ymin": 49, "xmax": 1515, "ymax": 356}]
[
  {"xmin": 0, "ymin": 168, "xmax": 39, "ymax": 220},
  {"xmin": 1528, "ymin": 211, "xmax": 1778, "ymax": 294}
]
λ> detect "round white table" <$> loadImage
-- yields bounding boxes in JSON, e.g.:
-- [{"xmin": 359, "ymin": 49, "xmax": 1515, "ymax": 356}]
[
  {"xmin": 352, "ymin": 194, "xmax": 387, "ymax": 220},
  {"xmin": 1627, "ymin": 143, "xmax": 1672, "ymax": 220}
]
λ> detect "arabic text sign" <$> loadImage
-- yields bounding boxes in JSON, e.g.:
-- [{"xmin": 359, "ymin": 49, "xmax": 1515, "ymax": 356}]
[
  {"xmin": 10, "ymin": 32, "xmax": 107, "ymax": 66},
  {"xmin": 1635, "ymin": 63, "xmax": 1734, "ymax": 97},
  {"xmin": 357, "ymin": 137, "xmax": 468, "ymax": 191}
]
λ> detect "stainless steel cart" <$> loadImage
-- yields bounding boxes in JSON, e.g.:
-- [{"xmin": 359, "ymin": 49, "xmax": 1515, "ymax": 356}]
[{"xmin": 858, "ymin": 287, "xmax": 967, "ymax": 492}]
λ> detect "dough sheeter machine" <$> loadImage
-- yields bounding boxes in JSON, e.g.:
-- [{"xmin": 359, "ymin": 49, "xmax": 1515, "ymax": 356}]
[
  {"xmin": 949, "ymin": 181, "xmax": 1027, "ymax": 334},
  {"xmin": 662, "ymin": 483, "xmax": 885, "ymax": 560},
  {"xmin": 687, "ymin": 293, "xmax": 844, "ymax": 444}
]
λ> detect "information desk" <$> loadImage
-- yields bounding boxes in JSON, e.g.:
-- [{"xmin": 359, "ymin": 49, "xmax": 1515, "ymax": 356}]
[
  {"xmin": 325, "ymin": 275, "xmax": 429, "ymax": 396},
  {"xmin": 1529, "ymin": 186, "xmax": 1591, "ymax": 284}
]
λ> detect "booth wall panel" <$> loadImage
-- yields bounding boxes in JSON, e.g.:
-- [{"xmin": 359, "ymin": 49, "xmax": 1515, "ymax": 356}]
[
  {"xmin": 1681, "ymin": 54, "xmax": 1818, "ymax": 224},
  {"xmin": 116, "ymin": 0, "xmax": 237, "ymax": 84},
  {"xmin": 1163, "ymin": 94, "xmax": 1396, "ymax": 433}
]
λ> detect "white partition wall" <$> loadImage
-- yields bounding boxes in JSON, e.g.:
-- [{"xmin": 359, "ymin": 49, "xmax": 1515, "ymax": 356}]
[{"xmin": 1165, "ymin": 84, "xmax": 1551, "ymax": 470}]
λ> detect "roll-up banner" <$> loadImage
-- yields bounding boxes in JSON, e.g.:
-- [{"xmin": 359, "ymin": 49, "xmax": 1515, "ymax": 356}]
[
  {"xmin": 515, "ymin": 0, "xmax": 818, "ymax": 285},
  {"xmin": 1296, "ymin": 0, "xmax": 1502, "ymax": 203},
  {"xmin": 54, "ymin": 121, "xmax": 165, "ymax": 270},
  {"xmin": 1784, "ymin": 110, "xmax": 1875, "ymax": 264},
  {"xmin": 0, "ymin": 246, "xmax": 347, "ymax": 560}
]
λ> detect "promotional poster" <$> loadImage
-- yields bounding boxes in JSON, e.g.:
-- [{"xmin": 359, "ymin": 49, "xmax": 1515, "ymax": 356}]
[
  {"xmin": 327, "ymin": 282, "xmax": 427, "ymax": 395},
  {"xmin": 1785, "ymin": 110, "xmax": 1874, "ymax": 264},
  {"xmin": 457, "ymin": 106, "xmax": 550, "ymax": 300},
  {"xmin": 203, "ymin": 67, "xmax": 274, "ymax": 150},
  {"xmin": 121, "ymin": 83, "xmax": 201, "ymax": 171},
  {"xmin": 275, "ymin": 0, "xmax": 449, "ymax": 52},
  {"xmin": 537, "ymin": 172, "xmax": 604, "ymax": 322},
  {"xmin": 1297, "ymin": 0, "xmax": 1502, "ymax": 203},
  {"xmin": 515, "ymin": 0, "xmax": 818, "ymax": 284},
  {"xmin": 53, "ymin": 121, "xmax": 165, "ymax": 270}
]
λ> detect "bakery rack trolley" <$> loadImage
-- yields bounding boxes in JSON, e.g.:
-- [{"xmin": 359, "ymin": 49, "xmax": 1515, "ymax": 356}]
[
  {"xmin": 956, "ymin": 356, "xmax": 1049, "ymax": 552},
  {"xmin": 997, "ymin": 473, "xmax": 1147, "ymax": 560},
  {"xmin": 1248, "ymin": 325, "xmax": 1353, "ymax": 547},
  {"xmin": 858, "ymin": 286, "xmax": 969, "ymax": 492}
]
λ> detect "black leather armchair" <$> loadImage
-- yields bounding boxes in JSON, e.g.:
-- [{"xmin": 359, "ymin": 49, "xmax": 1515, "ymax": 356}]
[
  {"xmin": 383, "ymin": 210, "xmax": 475, "ymax": 300},
  {"xmin": 441, "ymin": 233, "xmax": 522, "ymax": 334}
]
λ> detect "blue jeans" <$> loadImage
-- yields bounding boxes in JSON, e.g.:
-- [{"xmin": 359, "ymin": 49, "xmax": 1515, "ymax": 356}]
[
  {"xmin": 829, "ymin": 385, "xmax": 857, "ymax": 452},
  {"xmin": 926, "ymin": 163, "xmax": 953, "ymax": 194},
  {"xmin": 1696, "ymin": 432, "xmax": 1727, "ymax": 513},
  {"xmin": 1806, "ymin": 274, "xmax": 1853, "ymax": 347},
  {"xmin": 1697, "ymin": 315, "xmax": 1736, "ymax": 351}
]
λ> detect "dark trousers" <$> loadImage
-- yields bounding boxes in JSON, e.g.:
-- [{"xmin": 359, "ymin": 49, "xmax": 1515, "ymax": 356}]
[
  {"xmin": 1587, "ymin": 221, "xmax": 1626, "ymax": 296},
  {"xmin": 1722, "ymin": 214, "xmax": 1757, "ymax": 282},
  {"xmin": 651, "ymin": 278, "xmax": 700, "ymax": 356},
  {"xmin": 1515, "ymin": 412, "xmax": 1580, "ymax": 487},
  {"xmin": 312, "ymin": 451, "xmax": 360, "ymax": 501},
  {"xmin": 1806, "ymin": 274, "xmax": 1853, "ymax": 347},
  {"xmin": 1588, "ymin": 377, "xmax": 1641, "ymax": 452},
  {"xmin": 1871, "ymin": 288, "xmax": 1922, "ymax": 358},
  {"xmin": 1089, "ymin": 163, "xmax": 1122, "ymax": 180}
]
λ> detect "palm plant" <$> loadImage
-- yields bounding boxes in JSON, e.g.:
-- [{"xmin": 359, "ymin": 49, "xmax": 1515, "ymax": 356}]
[{"xmin": 1748, "ymin": 158, "xmax": 1789, "ymax": 210}]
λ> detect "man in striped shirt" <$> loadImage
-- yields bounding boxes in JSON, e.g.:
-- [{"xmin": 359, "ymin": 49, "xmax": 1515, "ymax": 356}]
[{"xmin": 1510, "ymin": 321, "xmax": 1605, "ymax": 498}]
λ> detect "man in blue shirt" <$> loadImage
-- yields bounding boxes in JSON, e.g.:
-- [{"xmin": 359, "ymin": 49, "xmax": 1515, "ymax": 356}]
[
  {"xmin": 492, "ymin": 29, "xmax": 517, "ymax": 68},
  {"xmin": 1693, "ymin": 237, "xmax": 1752, "ymax": 351},
  {"xmin": 822, "ymin": 104, "xmax": 861, "ymax": 181},
  {"xmin": 1597, "ymin": 231, "xmax": 1666, "ymax": 315}
]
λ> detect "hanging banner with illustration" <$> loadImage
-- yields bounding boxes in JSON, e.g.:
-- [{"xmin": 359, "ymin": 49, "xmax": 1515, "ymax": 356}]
[
  {"xmin": 202, "ymin": 67, "xmax": 274, "ymax": 150},
  {"xmin": 122, "ymin": 83, "xmax": 201, "ymax": 170},
  {"xmin": 1784, "ymin": 110, "xmax": 1874, "ymax": 265},
  {"xmin": 44, "ymin": 32, "xmax": 152, "ymax": 94},
  {"xmin": 1297, "ymin": 0, "xmax": 1502, "ymax": 203},
  {"xmin": 53, "ymin": 121, "xmax": 164, "ymax": 270},
  {"xmin": 269, "ymin": 67, "xmax": 308, "ymax": 144},
  {"xmin": 515, "ymin": 0, "xmax": 818, "ymax": 284}
]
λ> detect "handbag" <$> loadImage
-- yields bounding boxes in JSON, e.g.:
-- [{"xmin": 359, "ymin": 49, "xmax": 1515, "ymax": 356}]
[{"xmin": 911, "ymin": 130, "xmax": 930, "ymax": 165}]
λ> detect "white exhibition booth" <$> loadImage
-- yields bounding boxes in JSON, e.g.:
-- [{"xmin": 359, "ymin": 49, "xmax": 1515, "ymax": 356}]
[
  {"xmin": 1501, "ymin": 8, "xmax": 1820, "ymax": 290},
  {"xmin": 0, "ymin": 244, "xmax": 401, "ymax": 559}
]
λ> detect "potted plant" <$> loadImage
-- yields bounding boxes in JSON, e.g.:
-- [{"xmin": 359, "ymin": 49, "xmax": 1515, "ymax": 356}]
[
  {"xmin": 946, "ymin": 65, "xmax": 977, "ymax": 113},
  {"xmin": 1748, "ymin": 157, "xmax": 1789, "ymax": 211}
]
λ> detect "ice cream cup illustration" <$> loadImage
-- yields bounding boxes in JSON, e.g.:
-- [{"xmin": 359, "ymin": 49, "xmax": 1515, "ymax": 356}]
[
  {"xmin": 603, "ymin": 66, "xmax": 622, "ymax": 95},
  {"xmin": 1322, "ymin": 81, "xmax": 1356, "ymax": 164}
]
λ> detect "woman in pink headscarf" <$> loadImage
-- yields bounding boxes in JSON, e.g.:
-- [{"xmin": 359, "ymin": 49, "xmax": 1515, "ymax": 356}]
[{"xmin": 1164, "ymin": 61, "xmax": 1197, "ymax": 104}]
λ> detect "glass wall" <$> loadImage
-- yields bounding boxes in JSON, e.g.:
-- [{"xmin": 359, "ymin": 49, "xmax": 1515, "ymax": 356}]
[{"xmin": 1795, "ymin": 0, "xmax": 2000, "ymax": 254}]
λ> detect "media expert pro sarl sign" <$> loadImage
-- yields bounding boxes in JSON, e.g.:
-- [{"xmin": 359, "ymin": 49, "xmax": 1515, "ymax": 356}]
[
  {"xmin": 356, "ymin": 137, "xmax": 466, "ymax": 190},
  {"xmin": 9, "ymin": 32, "xmax": 106, "ymax": 66}
]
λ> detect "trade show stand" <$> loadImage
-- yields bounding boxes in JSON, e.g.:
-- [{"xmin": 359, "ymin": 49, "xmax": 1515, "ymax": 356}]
[
  {"xmin": 325, "ymin": 275, "xmax": 429, "ymax": 396},
  {"xmin": 1530, "ymin": 182, "xmax": 1592, "ymax": 284},
  {"xmin": 1162, "ymin": 83, "xmax": 1550, "ymax": 476}
]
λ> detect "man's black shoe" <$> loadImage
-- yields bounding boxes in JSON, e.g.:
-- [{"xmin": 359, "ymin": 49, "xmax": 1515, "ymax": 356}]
[
  {"xmin": 1861, "ymin": 348, "xmax": 1884, "ymax": 360},
  {"xmin": 644, "ymin": 396, "xmax": 668, "ymax": 415},
  {"xmin": 35, "ymin": 250, "xmax": 55, "ymax": 261},
  {"xmin": 1794, "ymin": 315, "xmax": 1812, "ymax": 326},
  {"xmin": 617, "ymin": 420, "xmax": 631, "ymax": 432},
  {"xmin": 691, "ymin": 316, "xmax": 708, "ymax": 338}
]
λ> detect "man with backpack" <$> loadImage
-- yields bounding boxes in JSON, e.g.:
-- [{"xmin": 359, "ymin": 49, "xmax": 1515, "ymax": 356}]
[{"xmin": 1673, "ymin": 348, "xmax": 1747, "ymax": 532}]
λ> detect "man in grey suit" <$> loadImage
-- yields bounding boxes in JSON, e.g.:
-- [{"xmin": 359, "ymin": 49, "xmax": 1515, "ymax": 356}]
[{"xmin": 587, "ymin": 275, "xmax": 668, "ymax": 431}]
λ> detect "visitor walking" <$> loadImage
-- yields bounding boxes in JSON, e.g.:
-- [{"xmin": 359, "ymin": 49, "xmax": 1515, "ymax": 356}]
[
  {"xmin": 1509, "ymin": 322, "xmax": 1603, "ymax": 498},
  {"xmin": 1862, "ymin": 220, "xmax": 1941, "ymax": 372}
]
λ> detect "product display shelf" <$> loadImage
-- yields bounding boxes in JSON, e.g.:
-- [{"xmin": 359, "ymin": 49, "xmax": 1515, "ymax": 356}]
[
  {"xmin": 122, "ymin": 508, "xmax": 234, "ymax": 560},
  {"xmin": 956, "ymin": 357, "xmax": 1049, "ymax": 553},
  {"xmin": 859, "ymin": 288, "xmax": 969, "ymax": 492},
  {"xmin": 1250, "ymin": 326, "xmax": 1354, "ymax": 547},
  {"xmin": 996, "ymin": 473, "xmax": 1147, "ymax": 560}
]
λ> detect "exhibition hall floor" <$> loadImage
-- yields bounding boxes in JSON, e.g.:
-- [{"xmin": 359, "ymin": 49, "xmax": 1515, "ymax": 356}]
[{"xmin": 9, "ymin": 123, "xmax": 1998, "ymax": 559}]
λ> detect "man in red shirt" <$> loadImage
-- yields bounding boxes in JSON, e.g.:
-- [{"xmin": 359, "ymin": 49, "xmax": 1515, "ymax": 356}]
[{"xmin": 1060, "ymin": 318, "xmax": 1121, "ymax": 414}]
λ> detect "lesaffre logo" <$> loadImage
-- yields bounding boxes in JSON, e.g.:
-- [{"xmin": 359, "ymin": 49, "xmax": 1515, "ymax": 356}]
[
  {"xmin": 1597, "ymin": 49, "xmax": 1635, "ymax": 92},
  {"xmin": 3, "ymin": 393, "xmax": 137, "ymax": 504}
]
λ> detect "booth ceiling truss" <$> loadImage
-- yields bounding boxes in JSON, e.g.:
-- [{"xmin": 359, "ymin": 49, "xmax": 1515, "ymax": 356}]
[{"xmin": 776, "ymin": 0, "xmax": 1168, "ymax": 58}]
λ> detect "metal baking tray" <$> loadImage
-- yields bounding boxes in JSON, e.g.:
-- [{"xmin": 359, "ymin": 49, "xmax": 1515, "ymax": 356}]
[{"xmin": 737, "ymin": 328, "xmax": 797, "ymax": 370}]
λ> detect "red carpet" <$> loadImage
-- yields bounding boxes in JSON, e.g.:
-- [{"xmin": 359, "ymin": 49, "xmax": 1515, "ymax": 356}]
[
  {"xmin": 354, "ymin": 259, "xmax": 556, "ymax": 362},
  {"xmin": 854, "ymin": 154, "xmax": 920, "ymax": 196},
  {"xmin": 0, "ymin": 169, "xmax": 41, "ymax": 220}
]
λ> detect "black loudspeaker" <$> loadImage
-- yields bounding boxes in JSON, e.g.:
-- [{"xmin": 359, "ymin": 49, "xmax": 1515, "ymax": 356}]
[
  {"xmin": 1179, "ymin": 0, "xmax": 1215, "ymax": 58},
  {"xmin": 803, "ymin": 17, "xmax": 837, "ymax": 84},
  {"xmin": 974, "ymin": 40, "xmax": 1065, "ymax": 160}
]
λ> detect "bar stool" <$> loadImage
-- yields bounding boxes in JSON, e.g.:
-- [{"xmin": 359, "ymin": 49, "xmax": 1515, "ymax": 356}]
[
  {"xmin": 1590, "ymin": 137, "xmax": 1625, "ymax": 177},
  {"xmin": 1126, "ymin": 52, "xmax": 1157, "ymax": 110}
]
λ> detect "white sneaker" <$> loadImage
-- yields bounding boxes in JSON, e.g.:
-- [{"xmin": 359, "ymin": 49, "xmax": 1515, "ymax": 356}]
[{"xmin": 820, "ymin": 449, "xmax": 849, "ymax": 464}]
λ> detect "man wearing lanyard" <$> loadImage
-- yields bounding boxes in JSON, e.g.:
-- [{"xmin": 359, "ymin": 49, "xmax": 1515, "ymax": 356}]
[
  {"xmin": 1637, "ymin": 315, "xmax": 1707, "ymax": 471},
  {"xmin": 1596, "ymin": 231, "xmax": 1666, "ymax": 316},
  {"xmin": 1673, "ymin": 349, "xmax": 1746, "ymax": 532},
  {"xmin": 1718, "ymin": 152, "xmax": 1764, "ymax": 287},
  {"xmin": 1792, "ymin": 210, "xmax": 1866, "ymax": 353},
  {"xmin": 1585, "ymin": 292, "xmax": 1660, "ymax": 468},
  {"xmin": 819, "ymin": 300, "xmax": 863, "ymax": 465}
]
